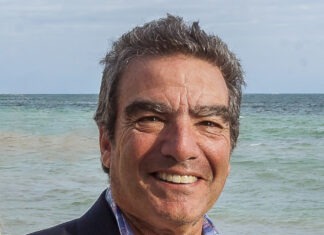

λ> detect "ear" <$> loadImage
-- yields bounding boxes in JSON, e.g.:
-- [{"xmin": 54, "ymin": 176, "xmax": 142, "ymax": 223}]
[{"xmin": 99, "ymin": 126, "xmax": 112, "ymax": 170}]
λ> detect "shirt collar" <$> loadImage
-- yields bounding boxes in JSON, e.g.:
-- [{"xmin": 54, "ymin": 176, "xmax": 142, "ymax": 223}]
[
  {"xmin": 105, "ymin": 189, "xmax": 134, "ymax": 235},
  {"xmin": 105, "ymin": 188, "xmax": 220, "ymax": 235}
]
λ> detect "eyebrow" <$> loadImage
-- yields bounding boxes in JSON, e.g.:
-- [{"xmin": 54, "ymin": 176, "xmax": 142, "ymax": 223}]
[
  {"xmin": 125, "ymin": 100, "xmax": 172, "ymax": 117},
  {"xmin": 125, "ymin": 100, "xmax": 230, "ymax": 121},
  {"xmin": 190, "ymin": 105, "xmax": 230, "ymax": 122}
]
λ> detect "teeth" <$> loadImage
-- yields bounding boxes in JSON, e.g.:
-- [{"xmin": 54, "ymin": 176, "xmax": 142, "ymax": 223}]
[{"xmin": 157, "ymin": 173, "xmax": 198, "ymax": 184}]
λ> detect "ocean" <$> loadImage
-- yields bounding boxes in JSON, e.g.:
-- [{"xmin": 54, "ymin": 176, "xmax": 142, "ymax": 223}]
[{"xmin": 0, "ymin": 94, "xmax": 323, "ymax": 235}]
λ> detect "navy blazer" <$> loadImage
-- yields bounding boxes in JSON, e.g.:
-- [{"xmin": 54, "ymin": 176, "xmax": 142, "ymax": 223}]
[{"xmin": 27, "ymin": 190, "xmax": 120, "ymax": 235}]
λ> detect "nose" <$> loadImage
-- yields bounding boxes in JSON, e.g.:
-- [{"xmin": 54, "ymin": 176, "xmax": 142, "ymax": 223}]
[{"xmin": 160, "ymin": 119, "xmax": 201, "ymax": 162}]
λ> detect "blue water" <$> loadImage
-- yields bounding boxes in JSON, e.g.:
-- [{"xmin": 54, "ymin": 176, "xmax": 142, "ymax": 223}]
[{"xmin": 0, "ymin": 94, "xmax": 323, "ymax": 235}]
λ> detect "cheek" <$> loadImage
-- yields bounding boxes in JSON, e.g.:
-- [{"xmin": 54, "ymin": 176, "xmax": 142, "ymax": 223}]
[
  {"xmin": 115, "ymin": 130, "xmax": 157, "ymax": 169},
  {"xmin": 203, "ymin": 130, "xmax": 231, "ymax": 154},
  {"xmin": 202, "ymin": 136, "xmax": 231, "ymax": 175}
]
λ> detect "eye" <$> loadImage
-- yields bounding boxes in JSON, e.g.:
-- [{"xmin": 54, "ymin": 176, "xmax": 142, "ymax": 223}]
[
  {"xmin": 199, "ymin": 120, "xmax": 223, "ymax": 128},
  {"xmin": 134, "ymin": 115, "xmax": 165, "ymax": 133},
  {"xmin": 137, "ymin": 116, "xmax": 163, "ymax": 123}
]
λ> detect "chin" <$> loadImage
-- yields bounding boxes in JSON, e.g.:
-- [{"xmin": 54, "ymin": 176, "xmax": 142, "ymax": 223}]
[{"xmin": 152, "ymin": 202, "xmax": 206, "ymax": 226}]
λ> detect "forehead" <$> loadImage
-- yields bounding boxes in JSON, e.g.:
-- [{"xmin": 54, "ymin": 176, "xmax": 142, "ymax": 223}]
[{"xmin": 118, "ymin": 54, "xmax": 228, "ymax": 108}]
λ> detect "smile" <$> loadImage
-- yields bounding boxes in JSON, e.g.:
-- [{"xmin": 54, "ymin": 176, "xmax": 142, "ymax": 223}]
[{"xmin": 156, "ymin": 172, "xmax": 198, "ymax": 184}]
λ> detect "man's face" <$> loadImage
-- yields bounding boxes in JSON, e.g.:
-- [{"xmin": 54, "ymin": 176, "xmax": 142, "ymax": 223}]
[{"xmin": 100, "ymin": 54, "xmax": 231, "ymax": 231}]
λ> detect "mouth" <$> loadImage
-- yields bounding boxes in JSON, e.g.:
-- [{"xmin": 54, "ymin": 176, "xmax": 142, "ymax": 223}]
[{"xmin": 155, "ymin": 172, "xmax": 198, "ymax": 184}]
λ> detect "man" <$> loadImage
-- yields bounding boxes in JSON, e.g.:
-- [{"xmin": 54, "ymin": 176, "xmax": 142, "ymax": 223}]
[{"xmin": 29, "ymin": 14, "xmax": 244, "ymax": 235}]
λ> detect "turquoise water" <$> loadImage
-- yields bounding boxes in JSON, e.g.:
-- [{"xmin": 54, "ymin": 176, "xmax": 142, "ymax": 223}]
[{"xmin": 0, "ymin": 94, "xmax": 323, "ymax": 235}]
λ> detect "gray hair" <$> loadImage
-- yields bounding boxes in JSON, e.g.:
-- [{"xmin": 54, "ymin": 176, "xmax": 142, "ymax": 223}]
[{"xmin": 94, "ymin": 15, "xmax": 245, "ymax": 173}]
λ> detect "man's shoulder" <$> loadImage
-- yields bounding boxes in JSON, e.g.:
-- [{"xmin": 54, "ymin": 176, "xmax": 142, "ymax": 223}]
[
  {"xmin": 27, "ymin": 219, "xmax": 77, "ymax": 235},
  {"xmin": 27, "ymin": 190, "xmax": 120, "ymax": 235}
]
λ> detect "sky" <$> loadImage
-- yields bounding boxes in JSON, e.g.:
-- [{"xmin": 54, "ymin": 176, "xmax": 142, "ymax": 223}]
[{"xmin": 1, "ymin": 0, "xmax": 323, "ymax": 94}]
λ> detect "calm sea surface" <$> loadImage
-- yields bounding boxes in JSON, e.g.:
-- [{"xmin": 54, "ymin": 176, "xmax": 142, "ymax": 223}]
[{"xmin": 0, "ymin": 94, "xmax": 323, "ymax": 235}]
